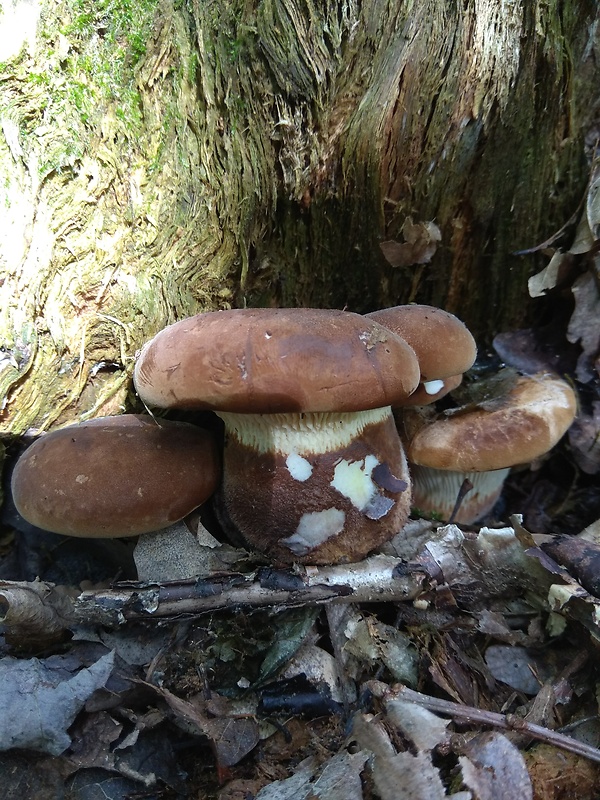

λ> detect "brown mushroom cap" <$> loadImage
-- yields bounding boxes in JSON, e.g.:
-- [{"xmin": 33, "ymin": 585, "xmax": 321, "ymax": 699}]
[
  {"xmin": 366, "ymin": 305, "xmax": 477, "ymax": 384},
  {"xmin": 133, "ymin": 308, "xmax": 420, "ymax": 414},
  {"xmin": 11, "ymin": 415, "xmax": 220, "ymax": 537},
  {"xmin": 404, "ymin": 372, "xmax": 577, "ymax": 472}
]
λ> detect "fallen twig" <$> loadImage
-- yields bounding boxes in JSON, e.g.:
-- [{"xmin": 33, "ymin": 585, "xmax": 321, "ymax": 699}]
[
  {"xmin": 0, "ymin": 522, "xmax": 559, "ymax": 638},
  {"xmin": 367, "ymin": 680, "xmax": 600, "ymax": 765},
  {"xmin": 0, "ymin": 555, "xmax": 427, "ymax": 633}
]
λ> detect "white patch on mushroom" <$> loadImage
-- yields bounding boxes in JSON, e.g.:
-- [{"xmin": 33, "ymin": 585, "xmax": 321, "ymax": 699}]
[
  {"xmin": 331, "ymin": 455, "xmax": 379, "ymax": 510},
  {"xmin": 281, "ymin": 508, "xmax": 346, "ymax": 555},
  {"xmin": 75, "ymin": 474, "xmax": 90, "ymax": 484},
  {"xmin": 286, "ymin": 452, "xmax": 313, "ymax": 481},
  {"xmin": 423, "ymin": 379, "xmax": 445, "ymax": 395}
]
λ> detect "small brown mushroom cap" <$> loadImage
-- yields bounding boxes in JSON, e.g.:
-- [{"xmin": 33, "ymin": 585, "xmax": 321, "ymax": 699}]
[
  {"xmin": 11, "ymin": 415, "xmax": 220, "ymax": 537},
  {"xmin": 133, "ymin": 308, "xmax": 420, "ymax": 413},
  {"xmin": 403, "ymin": 372, "xmax": 578, "ymax": 472},
  {"xmin": 367, "ymin": 305, "xmax": 477, "ymax": 406}
]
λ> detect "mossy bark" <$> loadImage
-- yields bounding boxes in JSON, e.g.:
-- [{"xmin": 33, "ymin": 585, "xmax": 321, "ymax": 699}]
[{"xmin": 0, "ymin": 0, "xmax": 597, "ymax": 435}]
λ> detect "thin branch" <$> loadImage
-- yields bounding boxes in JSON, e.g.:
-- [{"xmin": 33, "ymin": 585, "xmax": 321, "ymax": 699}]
[
  {"xmin": 367, "ymin": 680, "xmax": 600, "ymax": 765},
  {"xmin": 0, "ymin": 555, "xmax": 427, "ymax": 633}
]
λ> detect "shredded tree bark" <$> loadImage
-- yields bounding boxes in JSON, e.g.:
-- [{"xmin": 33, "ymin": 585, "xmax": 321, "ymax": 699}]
[{"xmin": 0, "ymin": 0, "xmax": 597, "ymax": 435}]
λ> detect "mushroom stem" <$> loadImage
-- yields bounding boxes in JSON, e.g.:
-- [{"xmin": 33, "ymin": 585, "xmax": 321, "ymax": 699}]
[
  {"xmin": 410, "ymin": 465, "xmax": 511, "ymax": 524},
  {"xmin": 214, "ymin": 407, "xmax": 412, "ymax": 564}
]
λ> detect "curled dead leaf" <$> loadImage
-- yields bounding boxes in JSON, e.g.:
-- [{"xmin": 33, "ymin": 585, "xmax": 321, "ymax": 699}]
[{"xmin": 380, "ymin": 218, "xmax": 441, "ymax": 268}]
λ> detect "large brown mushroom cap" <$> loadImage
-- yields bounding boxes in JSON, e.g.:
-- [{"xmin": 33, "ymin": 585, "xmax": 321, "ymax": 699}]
[
  {"xmin": 403, "ymin": 372, "xmax": 578, "ymax": 472},
  {"xmin": 367, "ymin": 304, "xmax": 477, "ymax": 381},
  {"xmin": 133, "ymin": 308, "xmax": 420, "ymax": 414},
  {"xmin": 11, "ymin": 415, "xmax": 220, "ymax": 537}
]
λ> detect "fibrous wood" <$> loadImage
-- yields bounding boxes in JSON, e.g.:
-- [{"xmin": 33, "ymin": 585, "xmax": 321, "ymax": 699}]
[{"xmin": 0, "ymin": 0, "xmax": 597, "ymax": 434}]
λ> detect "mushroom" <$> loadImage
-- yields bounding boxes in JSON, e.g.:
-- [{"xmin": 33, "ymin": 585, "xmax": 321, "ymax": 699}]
[
  {"xmin": 133, "ymin": 308, "xmax": 421, "ymax": 564},
  {"xmin": 399, "ymin": 371, "xmax": 578, "ymax": 524},
  {"xmin": 366, "ymin": 304, "xmax": 477, "ymax": 405},
  {"xmin": 11, "ymin": 414, "xmax": 221, "ymax": 537}
]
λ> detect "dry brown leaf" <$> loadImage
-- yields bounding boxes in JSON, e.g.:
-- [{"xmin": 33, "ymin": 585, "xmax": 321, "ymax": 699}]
[
  {"xmin": 351, "ymin": 714, "xmax": 456, "ymax": 800},
  {"xmin": 566, "ymin": 270, "xmax": 600, "ymax": 382},
  {"xmin": 343, "ymin": 614, "xmax": 418, "ymax": 685},
  {"xmin": 67, "ymin": 711, "xmax": 123, "ymax": 771},
  {"xmin": 158, "ymin": 686, "xmax": 260, "ymax": 767},
  {"xmin": 0, "ymin": 650, "xmax": 115, "ymax": 755},
  {"xmin": 578, "ymin": 517, "xmax": 600, "ymax": 544},
  {"xmin": 484, "ymin": 645, "xmax": 564, "ymax": 695},
  {"xmin": 586, "ymin": 170, "xmax": 600, "ymax": 240},
  {"xmin": 492, "ymin": 327, "xmax": 578, "ymax": 375},
  {"xmin": 527, "ymin": 251, "xmax": 574, "ymax": 297},
  {"xmin": 380, "ymin": 218, "xmax": 441, "ymax": 268},
  {"xmin": 372, "ymin": 750, "xmax": 450, "ymax": 800},
  {"xmin": 253, "ymin": 752, "xmax": 367, "ymax": 800},
  {"xmin": 568, "ymin": 213, "xmax": 597, "ymax": 255},
  {"xmin": 458, "ymin": 732, "xmax": 533, "ymax": 799},
  {"xmin": 568, "ymin": 402, "xmax": 600, "ymax": 474},
  {"xmin": 385, "ymin": 698, "xmax": 450, "ymax": 752}
]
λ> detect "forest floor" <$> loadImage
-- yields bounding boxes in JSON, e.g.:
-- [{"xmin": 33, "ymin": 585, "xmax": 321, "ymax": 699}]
[{"xmin": 1, "ymin": 408, "xmax": 600, "ymax": 799}]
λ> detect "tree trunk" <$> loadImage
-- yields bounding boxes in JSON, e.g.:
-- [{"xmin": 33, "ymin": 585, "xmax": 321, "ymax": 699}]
[{"xmin": 0, "ymin": 0, "xmax": 597, "ymax": 435}]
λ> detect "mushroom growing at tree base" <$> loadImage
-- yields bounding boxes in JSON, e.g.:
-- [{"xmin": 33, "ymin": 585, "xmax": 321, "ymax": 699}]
[
  {"xmin": 10, "ymin": 415, "xmax": 220, "ymax": 537},
  {"xmin": 133, "ymin": 308, "xmax": 421, "ymax": 565},
  {"xmin": 400, "ymin": 371, "xmax": 578, "ymax": 525}
]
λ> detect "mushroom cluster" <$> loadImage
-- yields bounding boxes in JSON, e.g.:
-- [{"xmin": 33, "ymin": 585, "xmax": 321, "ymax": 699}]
[
  {"xmin": 133, "ymin": 308, "xmax": 420, "ymax": 564},
  {"xmin": 10, "ymin": 304, "xmax": 579, "ymax": 569},
  {"xmin": 363, "ymin": 305, "xmax": 577, "ymax": 524}
]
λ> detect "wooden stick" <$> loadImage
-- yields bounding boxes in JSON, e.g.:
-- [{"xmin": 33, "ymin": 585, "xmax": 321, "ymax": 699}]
[
  {"xmin": 367, "ymin": 680, "xmax": 600, "ymax": 765},
  {"xmin": 0, "ymin": 555, "xmax": 427, "ymax": 632}
]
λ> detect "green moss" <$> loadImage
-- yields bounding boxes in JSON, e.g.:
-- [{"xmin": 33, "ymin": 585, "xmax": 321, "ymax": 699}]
[
  {"xmin": 411, "ymin": 507, "xmax": 445, "ymax": 523},
  {"xmin": 57, "ymin": 0, "xmax": 161, "ymax": 133},
  {"xmin": 0, "ymin": 0, "xmax": 161, "ymax": 184},
  {"xmin": 67, "ymin": 0, "xmax": 158, "ymax": 61}
]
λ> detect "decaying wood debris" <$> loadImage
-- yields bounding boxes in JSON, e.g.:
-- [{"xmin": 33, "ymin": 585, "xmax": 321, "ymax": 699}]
[
  {"xmin": 3, "ymin": 510, "xmax": 600, "ymax": 797},
  {"xmin": 367, "ymin": 680, "xmax": 600, "ymax": 766},
  {"xmin": 0, "ymin": 521, "xmax": 548, "ymax": 635}
]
